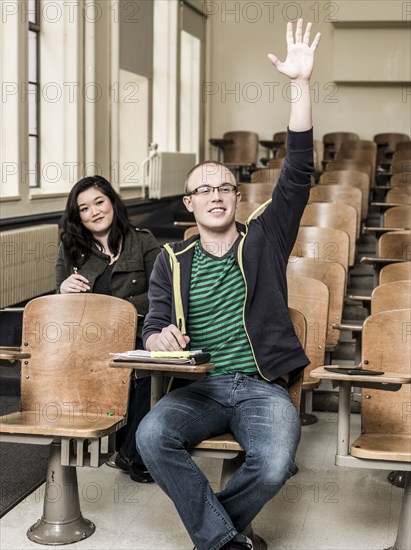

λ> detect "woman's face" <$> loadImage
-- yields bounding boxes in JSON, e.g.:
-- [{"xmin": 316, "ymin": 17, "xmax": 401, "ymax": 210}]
[{"xmin": 77, "ymin": 187, "xmax": 114, "ymax": 239}]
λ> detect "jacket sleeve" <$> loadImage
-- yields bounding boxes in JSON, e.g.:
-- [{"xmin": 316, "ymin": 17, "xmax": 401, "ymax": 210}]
[
  {"xmin": 257, "ymin": 128, "xmax": 314, "ymax": 259},
  {"xmin": 55, "ymin": 244, "xmax": 69, "ymax": 293},
  {"xmin": 142, "ymin": 250, "xmax": 173, "ymax": 348},
  {"xmin": 126, "ymin": 232, "xmax": 161, "ymax": 316}
]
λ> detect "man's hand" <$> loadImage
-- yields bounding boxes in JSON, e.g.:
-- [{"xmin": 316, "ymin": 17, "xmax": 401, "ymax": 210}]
[
  {"xmin": 268, "ymin": 19, "xmax": 320, "ymax": 82},
  {"xmin": 146, "ymin": 325, "xmax": 190, "ymax": 352}
]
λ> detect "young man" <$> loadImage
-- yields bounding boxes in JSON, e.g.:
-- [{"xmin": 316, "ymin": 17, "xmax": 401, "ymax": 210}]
[{"xmin": 137, "ymin": 20, "xmax": 321, "ymax": 550}]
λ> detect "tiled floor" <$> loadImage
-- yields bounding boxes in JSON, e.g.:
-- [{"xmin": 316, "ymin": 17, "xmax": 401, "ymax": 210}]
[{"xmin": 0, "ymin": 412, "xmax": 403, "ymax": 550}]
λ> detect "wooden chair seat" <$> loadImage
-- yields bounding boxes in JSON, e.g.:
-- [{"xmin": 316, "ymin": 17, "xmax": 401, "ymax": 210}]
[
  {"xmin": 0, "ymin": 411, "xmax": 125, "ymax": 438},
  {"xmin": 351, "ymin": 434, "xmax": 411, "ymax": 462},
  {"xmin": 192, "ymin": 433, "xmax": 243, "ymax": 452}
]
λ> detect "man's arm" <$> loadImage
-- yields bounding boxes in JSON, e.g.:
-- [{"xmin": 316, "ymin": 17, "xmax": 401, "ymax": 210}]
[{"xmin": 268, "ymin": 19, "xmax": 320, "ymax": 131}]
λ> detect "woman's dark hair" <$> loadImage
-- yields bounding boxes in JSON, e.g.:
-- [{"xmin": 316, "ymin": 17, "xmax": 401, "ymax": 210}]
[{"xmin": 60, "ymin": 175, "xmax": 130, "ymax": 266}]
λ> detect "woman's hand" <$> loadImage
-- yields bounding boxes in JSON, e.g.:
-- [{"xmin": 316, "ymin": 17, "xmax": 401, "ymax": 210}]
[
  {"xmin": 268, "ymin": 19, "xmax": 321, "ymax": 83},
  {"xmin": 60, "ymin": 273, "xmax": 90, "ymax": 294}
]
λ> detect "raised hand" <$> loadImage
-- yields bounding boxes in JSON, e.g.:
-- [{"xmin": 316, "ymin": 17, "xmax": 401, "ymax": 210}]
[{"xmin": 268, "ymin": 19, "xmax": 321, "ymax": 82}]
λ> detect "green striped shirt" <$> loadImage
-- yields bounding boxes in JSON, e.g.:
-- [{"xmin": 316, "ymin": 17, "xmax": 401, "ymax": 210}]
[{"xmin": 187, "ymin": 241, "xmax": 257, "ymax": 376}]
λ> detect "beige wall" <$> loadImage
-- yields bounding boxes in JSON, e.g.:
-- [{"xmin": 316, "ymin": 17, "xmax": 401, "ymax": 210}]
[{"xmin": 205, "ymin": 0, "xmax": 411, "ymax": 150}]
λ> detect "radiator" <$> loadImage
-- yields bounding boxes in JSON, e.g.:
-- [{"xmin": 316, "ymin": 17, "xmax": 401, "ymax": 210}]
[
  {"xmin": 147, "ymin": 152, "xmax": 196, "ymax": 199},
  {"xmin": 0, "ymin": 224, "xmax": 59, "ymax": 308}
]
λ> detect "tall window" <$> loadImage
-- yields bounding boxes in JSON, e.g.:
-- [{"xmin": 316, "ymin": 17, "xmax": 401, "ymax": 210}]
[{"xmin": 28, "ymin": 0, "xmax": 40, "ymax": 187}]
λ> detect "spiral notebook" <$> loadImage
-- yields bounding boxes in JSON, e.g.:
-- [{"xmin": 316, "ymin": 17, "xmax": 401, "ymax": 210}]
[{"xmin": 110, "ymin": 349, "xmax": 211, "ymax": 365}]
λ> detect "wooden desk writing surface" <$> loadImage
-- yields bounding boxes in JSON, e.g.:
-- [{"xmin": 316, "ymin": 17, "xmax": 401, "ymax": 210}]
[
  {"xmin": 109, "ymin": 360, "xmax": 215, "ymax": 407},
  {"xmin": 310, "ymin": 367, "xmax": 411, "ymax": 385}
]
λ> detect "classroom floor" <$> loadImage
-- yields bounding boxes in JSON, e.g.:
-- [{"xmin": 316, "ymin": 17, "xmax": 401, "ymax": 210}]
[{"xmin": 0, "ymin": 411, "xmax": 403, "ymax": 550}]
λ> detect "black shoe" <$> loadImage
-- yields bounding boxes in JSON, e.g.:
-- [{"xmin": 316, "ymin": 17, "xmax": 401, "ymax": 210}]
[
  {"xmin": 115, "ymin": 452, "xmax": 154, "ymax": 483},
  {"xmin": 222, "ymin": 534, "xmax": 253, "ymax": 549}
]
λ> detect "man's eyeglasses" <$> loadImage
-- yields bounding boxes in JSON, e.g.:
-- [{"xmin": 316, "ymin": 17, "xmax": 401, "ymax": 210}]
[{"xmin": 186, "ymin": 184, "xmax": 238, "ymax": 197}]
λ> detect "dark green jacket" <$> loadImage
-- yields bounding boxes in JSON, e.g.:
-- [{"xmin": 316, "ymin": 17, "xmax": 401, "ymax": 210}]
[{"xmin": 56, "ymin": 227, "xmax": 160, "ymax": 333}]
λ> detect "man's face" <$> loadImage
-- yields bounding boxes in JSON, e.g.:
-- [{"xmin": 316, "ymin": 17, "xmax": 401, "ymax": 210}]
[{"xmin": 183, "ymin": 164, "xmax": 241, "ymax": 233}]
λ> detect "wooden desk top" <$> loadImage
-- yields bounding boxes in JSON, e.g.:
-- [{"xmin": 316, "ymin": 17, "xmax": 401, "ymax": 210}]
[
  {"xmin": 310, "ymin": 366, "xmax": 411, "ymax": 385},
  {"xmin": 109, "ymin": 360, "xmax": 215, "ymax": 375}
]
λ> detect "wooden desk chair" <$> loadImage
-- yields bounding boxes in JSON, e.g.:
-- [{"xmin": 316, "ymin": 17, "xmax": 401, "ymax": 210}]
[
  {"xmin": 0, "ymin": 294, "xmax": 136, "ymax": 545},
  {"xmin": 337, "ymin": 147, "xmax": 376, "ymax": 186},
  {"xmin": 286, "ymin": 275, "xmax": 329, "ymax": 425},
  {"xmin": 239, "ymin": 182, "xmax": 273, "ymax": 203},
  {"xmin": 266, "ymin": 158, "xmax": 285, "ymax": 169},
  {"xmin": 250, "ymin": 168, "xmax": 281, "ymax": 183},
  {"xmin": 309, "ymin": 184, "xmax": 362, "ymax": 238},
  {"xmin": 363, "ymin": 206, "xmax": 411, "ymax": 238},
  {"xmin": 313, "ymin": 139, "xmax": 324, "ymax": 173},
  {"xmin": 395, "ymin": 141, "xmax": 411, "ymax": 153},
  {"xmin": 361, "ymin": 230, "xmax": 411, "ymax": 286},
  {"xmin": 287, "ymin": 257, "xmax": 346, "ymax": 354},
  {"xmin": 310, "ymin": 308, "xmax": 411, "ymax": 550},
  {"xmin": 386, "ymin": 188, "xmax": 411, "ymax": 204},
  {"xmin": 374, "ymin": 132, "xmax": 410, "ymax": 164},
  {"xmin": 390, "ymin": 172, "xmax": 411, "ymax": 187},
  {"xmin": 391, "ymin": 159, "xmax": 411, "ymax": 174},
  {"xmin": 392, "ymin": 150, "xmax": 411, "ymax": 163},
  {"xmin": 291, "ymin": 226, "xmax": 350, "ymax": 291},
  {"xmin": 322, "ymin": 132, "xmax": 359, "ymax": 160},
  {"xmin": 184, "ymin": 225, "xmax": 199, "ymax": 240},
  {"xmin": 186, "ymin": 308, "xmax": 307, "ymax": 550},
  {"xmin": 235, "ymin": 201, "xmax": 265, "ymax": 224},
  {"xmin": 300, "ymin": 202, "xmax": 357, "ymax": 267},
  {"xmin": 221, "ymin": 131, "xmax": 259, "ymax": 181},
  {"xmin": 326, "ymin": 159, "xmax": 372, "ymax": 186},
  {"xmin": 319, "ymin": 169, "xmax": 370, "ymax": 221},
  {"xmin": 380, "ymin": 261, "xmax": 411, "ymax": 284}
]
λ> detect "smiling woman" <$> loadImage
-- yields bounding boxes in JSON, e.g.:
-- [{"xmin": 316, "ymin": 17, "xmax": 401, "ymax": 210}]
[{"xmin": 55, "ymin": 175, "xmax": 161, "ymax": 483}]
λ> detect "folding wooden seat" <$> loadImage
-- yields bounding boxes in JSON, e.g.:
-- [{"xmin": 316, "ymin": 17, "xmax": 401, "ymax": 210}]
[
  {"xmin": 322, "ymin": 132, "xmax": 359, "ymax": 161},
  {"xmin": 326, "ymin": 158, "xmax": 372, "ymax": 186},
  {"xmin": 250, "ymin": 168, "xmax": 281, "ymax": 183},
  {"xmin": 239, "ymin": 182, "xmax": 273, "ymax": 203},
  {"xmin": 379, "ymin": 261, "xmax": 411, "ymax": 284},
  {"xmin": 0, "ymin": 294, "xmax": 137, "ymax": 545},
  {"xmin": 300, "ymin": 202, "xmax": 357, "ymax": 266},
  {"xmin": 319, "ymin": 169, "xmax": 370, "ymax": 220},
  {"xmin": 309, "ymin": 184, "xmax": 362, "ymax": 238},
  {"xmin": 390, "ymin": 172, "xmax": 411, "ymax": 188},
  {"xmin": 310, "ymin": 308, "xmax": 411, "ymax": 550}
]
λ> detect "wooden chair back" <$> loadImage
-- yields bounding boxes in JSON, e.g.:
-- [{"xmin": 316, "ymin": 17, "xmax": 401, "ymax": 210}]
[
  {"xmin": 371, "ymin": 281, "xmax": 411, "ymax": 314},
  {"xmin": 235, "ymin": 201, "xmax": 264, "ymax": 223},
  {"xmin": 291, "ymin": 226, "xmax": 350, "ymax": 281},
  {"xmin": 323, "ymin": 132, "xmax": 359, "ymax": 159},
  {"xmin": 391, "ymin": 160, "xmax": 411, "ymax": 174},
  {"xmin": 379, "ymin": 230, "xmax": 411, "ymax": 260},
  {"xmin": 313, "ymin": 140, "xmax": 324, "ymax": 172},
  {"xmin": 222, "ymin": 131, "xmax": 259, "ymax": 165},
  {"xmin": 251, "ymin": 168, "xmax": 281, "ymax": 183},
  {"xmin": 393, "ymin": 150, "xmax": 411, "ymax": 163},
  {"xmin": 374, "ymin": 132, "xmax": 410, "ymax": 151},
  {"xmin": 267, "ymin": 158, "xmax": 285, "ymax": 169},
  {"xmin": 300, "ymin": 202, "xmax": 357, "ymax": 266},
  {"xmin": 239, "ymin": 182, "xmax": 273, "ymax": 203},
  {"xmin": 352, "ymin": 308, "xmax": 411, "ymax": 462},
  {"xmin": 326, "ymin": 159, "xmax": 372, "ymax": 183},
  {"xmin": 273, "ymin": 131, "xmax": 287, "ymax": 145},
  {"xmin": 337, "ymin": 147, "xmax": 376, "ymax": 183},
  {"xmin": 386, "ymin": 188, "xmax": 411, "ymax": 205},
  {"xmin": 287, "ymin": 257, "xmax": 346, "ymax": 350},
  {"xmin": 379, "ymin": 261, "xmax": 411, "ymax": 284},
  {"xmin": 17, "ymin": 294, "xmax": 136, "ymax": 427},
  {"xmin": 287, "ymin": 275, "xmax": 329, "ymax": 387},
  {"xmin": 184, "ymin": 226, "xmax": 199, "ymax": 240},
  {"xmin": 395, "ymin": 141, "xmax": 411, "ymax": 153},
  {"xmin": 309, "ymin": 184, "xmax": 362, "ymax": 238},
  {"xmin": 384, "ymin": 206, "xmax": 411, "ymax": 229},
  {"xmin": 390, "ymin": 172, "xmax": 411, "ymax": 187},
  {"xmin": 319, "ymin": 169, "xmax": 369, "ymax": 219}
]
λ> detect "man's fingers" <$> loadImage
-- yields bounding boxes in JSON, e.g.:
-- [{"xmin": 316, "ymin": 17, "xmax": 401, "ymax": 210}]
[
  {"xmin": 158, "ymin": 325, "xmax": 188, "ymax": 351},
  {"xmin": 303, "ymin": 22, "xmax": 312, "ymax": 44},
  {"xmin": 310, "ymin": 32, "xmax": 321, "ymax": 50},
  {"xmin": 295, "ymin": 18, "xmax": 303, "ymax": 43},
  {"xmin": 286, "ymin": 21, "xmax": 294, "ymax": 46}
]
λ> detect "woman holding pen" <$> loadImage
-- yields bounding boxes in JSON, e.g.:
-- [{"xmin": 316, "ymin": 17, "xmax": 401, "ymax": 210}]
[{"xmin": 56, "ymin": 175, "xmax": 161, "ymax": 483}]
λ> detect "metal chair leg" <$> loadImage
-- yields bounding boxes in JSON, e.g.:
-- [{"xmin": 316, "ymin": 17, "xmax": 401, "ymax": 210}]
[{"xmin": 27, "ymin": 441, "xmax": 95, "ymax": 545}]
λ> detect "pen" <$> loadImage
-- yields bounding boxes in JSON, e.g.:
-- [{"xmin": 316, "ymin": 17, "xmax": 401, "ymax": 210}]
[{"xmin": 73, "ymin": 267, "xmax": 78, "ymax": 275}]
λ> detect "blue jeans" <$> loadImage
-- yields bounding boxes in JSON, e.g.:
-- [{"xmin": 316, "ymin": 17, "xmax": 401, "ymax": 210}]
[{"xmin": 136, "ymin": 373, "xmax": 301, "ymax": 550}]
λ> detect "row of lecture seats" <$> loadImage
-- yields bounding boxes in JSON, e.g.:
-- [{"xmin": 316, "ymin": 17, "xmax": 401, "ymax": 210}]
[
  {"xmin": 1, "ymin": 136, "xmax": 410, "ymax": 547},
  {"xmin": 209, "ymin": 130, "xmax": 411, "ymax": 184}
]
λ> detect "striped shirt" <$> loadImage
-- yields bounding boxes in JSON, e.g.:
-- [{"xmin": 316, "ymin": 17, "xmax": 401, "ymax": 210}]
[{"xmin": 187, "ymin": 241, "xmax": 257, "ymax": 376}]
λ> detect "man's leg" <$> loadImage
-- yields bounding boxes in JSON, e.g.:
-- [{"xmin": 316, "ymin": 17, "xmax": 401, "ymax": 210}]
[
  {"xmin": 217, "ymin": 375, "xmax": 301, "ymax": 532},
  {"xmin": 136, "ymin": 378, "xmax": 238, "ymax": 550}
]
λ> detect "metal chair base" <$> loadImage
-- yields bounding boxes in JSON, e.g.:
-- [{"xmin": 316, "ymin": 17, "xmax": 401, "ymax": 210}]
[
  {"xmin": 300, "ymin": 412, "xmax": 318, "ymax": 425},
  {"xmin": 27, "ymin": 441, "xmax": 95, "ymax": 545}
]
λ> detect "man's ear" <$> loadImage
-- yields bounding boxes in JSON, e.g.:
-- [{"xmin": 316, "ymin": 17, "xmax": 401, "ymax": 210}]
[
  {"xmin": 183, "ymin": 195, "xmax": 193, "ymax": 212},
  {"xmin": 235, "ymin": 191, "xmax": 241, "ymax": 208}
]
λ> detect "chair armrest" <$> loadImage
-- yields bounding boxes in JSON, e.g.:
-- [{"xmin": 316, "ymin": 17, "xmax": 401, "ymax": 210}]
[
  {"xmin": 209, "ymin": 138, "xmax": 233, "ymax": 150},
  {"xmin": 363, "ymin": 227, "xmax": 406, "ymax": 235},
  {"xmin": 332, "ymin": 323, "xmax": 363, "ymax": 334},
  {"xmin": 370, "ymin": 202, "xmax": 399, "ymax": 210},
  {"xmin": 173, "ymin": 221, "xmax": 197, "ymax": 227},
  {"xmin": 0, "ymin": 348, "xmax": 31, "ymax": 362},
  {"xmin": 360, "ymin": 257, "xmax": 407, "ymax": 266},
  {"xmin": 347, "ymin": 295, "xmax": 371, "ymax": 303}
]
